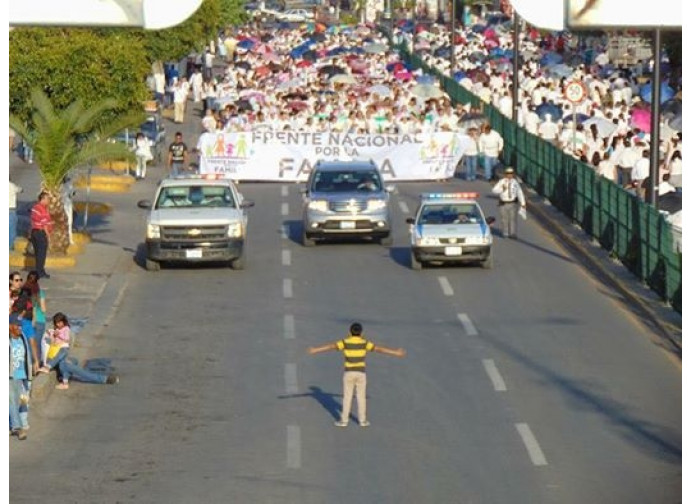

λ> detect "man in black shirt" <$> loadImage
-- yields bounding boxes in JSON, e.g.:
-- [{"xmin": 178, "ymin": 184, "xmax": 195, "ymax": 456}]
[{"xmin": 168, "ymin": 132, "xmax": 189, "ymax": 177}]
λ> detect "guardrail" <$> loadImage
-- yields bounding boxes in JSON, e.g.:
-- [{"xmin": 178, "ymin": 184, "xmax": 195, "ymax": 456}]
[{"xmin": 389, "ymin": 35, "xmax": 681, "ymax": 313}]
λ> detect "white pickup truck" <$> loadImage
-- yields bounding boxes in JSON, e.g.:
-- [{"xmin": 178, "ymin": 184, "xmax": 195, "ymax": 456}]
[{"xmin": 137, "ymin": 175, "xmax": 254, "ymax": 271}]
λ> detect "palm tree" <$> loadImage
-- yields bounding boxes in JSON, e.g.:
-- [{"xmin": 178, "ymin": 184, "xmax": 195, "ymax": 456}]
[{"xmin": 9, "ymin": 88, "xmax": 140, "ymax": 255}]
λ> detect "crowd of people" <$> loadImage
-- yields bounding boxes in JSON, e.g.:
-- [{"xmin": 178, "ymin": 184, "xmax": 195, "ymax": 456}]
[{"xmin": 152, "ymin": 16, "xmax": 680, "ymax": 202}]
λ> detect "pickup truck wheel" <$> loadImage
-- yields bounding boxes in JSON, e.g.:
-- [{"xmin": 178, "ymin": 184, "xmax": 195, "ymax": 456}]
[
  {"xmin": 410, "ymin": 250, "xmax": 422, "ymax": 271},
  {"xmin": 145, "ymin": 258, "xmax": 160, "ymax": 271},
  {"xmin": 380, "ymin": 234, "xmax": 393, "ymax": 246},
  {"xmin": 302, "ymin": 230, "xmax": 315, "ymax": 247},
  {"xmin": 480, "ymin": 250, "xmax": 494, "ymax": 269},
  {"xmin": 230, "ymin": 252, "xmax": 245, "ymax": 270}
]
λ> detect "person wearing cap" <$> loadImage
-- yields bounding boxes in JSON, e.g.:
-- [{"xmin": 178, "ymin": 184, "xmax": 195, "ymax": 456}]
[
  {"xmin": 307, "ymin": 322, "xmax": 405, "ymax": 427},
  {"xmin": 9, "ymin": 312, "xmax": 32, "ymax": 440},
  {"xmin": 492, "ymin": 167, "xmax": 526, "ymax": 239}
]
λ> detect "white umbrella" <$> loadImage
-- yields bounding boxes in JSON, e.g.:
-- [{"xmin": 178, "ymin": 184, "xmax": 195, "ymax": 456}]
[
  {"xmin": 330, "ymin": 74, "xmax": 358, "ymax": 85},
  {"xmin": 276, "ymin": 78, "xmax": 303, "ymax": 90},
  {"xmin": 411, "ymin": 83, "xmax": 445, "ymax": 100},
  {"xmin": 583, "ymin": 117, "xmax": 617, "ymax": 138},
  {"xmin": 363, "ymin": 43, "xmax": 387, "ymax": 54},
  {"xmin": 367, "ymin": 84, "xmax": 392, "ymax": 97}
]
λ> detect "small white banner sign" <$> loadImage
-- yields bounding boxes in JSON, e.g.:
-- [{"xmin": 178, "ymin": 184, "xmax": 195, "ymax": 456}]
[{"xmin": 197, "ymin": 131, "xmax": 472, "ymax": 181}]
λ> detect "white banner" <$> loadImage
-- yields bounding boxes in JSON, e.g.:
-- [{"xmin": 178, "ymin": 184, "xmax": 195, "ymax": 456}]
[{"xmin": 197, "ymin": 131, "xmax": 472, "ymax": 181}]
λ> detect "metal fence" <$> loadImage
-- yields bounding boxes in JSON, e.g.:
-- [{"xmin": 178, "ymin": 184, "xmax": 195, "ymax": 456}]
[{"xmin": 393, "ymin": 40, "xmax": 682, "ymax": 313}]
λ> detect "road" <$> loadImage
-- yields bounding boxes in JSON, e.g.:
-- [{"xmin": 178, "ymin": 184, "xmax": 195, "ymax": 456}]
[{"xmin": 10, "ymin": 178, "xmax": 681, "ymax": 503}]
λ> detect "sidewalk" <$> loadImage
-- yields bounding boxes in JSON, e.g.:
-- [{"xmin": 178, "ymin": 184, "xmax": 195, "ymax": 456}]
[{"xmin": 10, "ymin": 143, "xmax": 140, "ymax": 401}]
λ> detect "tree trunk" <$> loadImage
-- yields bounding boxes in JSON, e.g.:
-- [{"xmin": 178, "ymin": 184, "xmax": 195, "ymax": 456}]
[{"xmin": 46, "ymin": 189, "xmax": 70, "ymax": 255}]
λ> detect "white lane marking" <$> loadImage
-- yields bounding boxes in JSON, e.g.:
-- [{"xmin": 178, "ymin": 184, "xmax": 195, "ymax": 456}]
[
  {"xmin": 282, "ymin": 249, "xmax": 291, "ymax": 266},
  {"xmin": 285, "ymin": 363, "xmax": 298, "ymax": 394},
  {"xmin": 281, "ymin": 185, "xmax": 289, "ymax": 197},
  {"xmin": 283, "ymin": 278, "xmax": 293, "ymax": 298},
  {"xmin": 284, "ymin": 314, "xmax": 295, "ymax": 340},
  {"xmin": 286, "ymin": 425, "xmax": 302, "ymax": 469},
  {"xmin": 515, "ymin": 423, "xmax": 548, "ymax": 466},
  {"xmin": 482, "ymin": 359, "xmax": 507, "ymax": 391},
  {"xmin": 438, "ymin": 276, "xmax": 454, "ymax": 296},
  {"xmin": 457, "ymin": 313, "xmax": 478, "ymax": 336},
  {"xmin": 281, "ymin": 202, "xmax": 289, "ymax": 216},
  {"xmin": 399, "ymin": 201, "xmax": 410, "ymax": 214},
  {"xmin": 282, "ymin": 224, "xmax": 289, "ymax": 240}
]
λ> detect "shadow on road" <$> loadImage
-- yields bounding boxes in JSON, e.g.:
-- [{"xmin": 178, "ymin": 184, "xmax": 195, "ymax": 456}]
[
  {"xmin": 482, "ymin": 332, "xmax": 681, "ymax": 463},
  {"xmin": 278, "ymin": 385, "xmax": 365, "ymax": 424}
]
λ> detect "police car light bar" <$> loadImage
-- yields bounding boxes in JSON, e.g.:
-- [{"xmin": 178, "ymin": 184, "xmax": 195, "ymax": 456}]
[
  {"xmin": 423, "ymin": 192, "xmax": 479, "ymax": 199},
  {"xmin": 171, "ymin": 174, "xmax": 227, "ymax": 180}
]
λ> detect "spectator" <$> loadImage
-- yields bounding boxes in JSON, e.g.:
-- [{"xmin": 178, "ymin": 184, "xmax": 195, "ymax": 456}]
[
  {"xmin": 30, "ymin": 191, "xmax": 52, "ymax": 279},
  {"xmin": 9, "ymin": 312, "xmax": 32, "ymax": 440},
  {"xmin": 22, "ymin": 271, "xmax": 47, "ymax": 362},
  {"xmin": 9, "ymin": 177, "xmax": 22, "ymax": 251},
  {"xmin": 478, "ymin": 123, "xmax": 504, "ymax": 181}
]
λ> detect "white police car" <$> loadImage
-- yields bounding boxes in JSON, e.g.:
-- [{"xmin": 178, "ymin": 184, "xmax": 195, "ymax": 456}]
[{"xmin": 405, "ymin": 192, "xmax": 495, "ymax": 270}]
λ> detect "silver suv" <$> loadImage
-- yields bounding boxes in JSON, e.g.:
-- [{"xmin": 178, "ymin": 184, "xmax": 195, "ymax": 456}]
[{"xmin": 301, "ymin": 160, "xmax": 393, "ymax": 246}]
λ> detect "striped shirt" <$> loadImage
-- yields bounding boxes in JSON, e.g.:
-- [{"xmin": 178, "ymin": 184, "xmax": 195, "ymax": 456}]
[
  {"xmin": 336, "ymin": 335, "xmax": 375, "ymax": 372},
  {"xmin": 30, "ymin": 202, "xmax": 52, "ymax": 232}
]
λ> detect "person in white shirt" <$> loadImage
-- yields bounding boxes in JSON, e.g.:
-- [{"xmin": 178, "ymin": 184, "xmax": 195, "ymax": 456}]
[
  {"xmin": 173, "ymin": 78, "xmax": 189, "ymax": 124},
  {"xmin": 538, "ymin": 114, "xmax": 559, "ymax": 143},
  {"xmin": 133, "ymin": 132, "xmax": 153, "ymax": 180},
  {"xmin": 462, "ymin": 127, "xmax": 480, "ymax": 181},
  {"xmin": 9, "ymin": 179, "xmax": 22, "ymax": 251},
  {"xmin": 478, "ymin": 124, "xmax": 503, "ymax": 181},
  {"xmin": 61, "ymin": 177, "xmax": 76, "ymax": 244},
  {"xmin": 631, "ymin": 149, "xmax": 650, "ymax": 198},
  {"xmin": 524, "ymin": 106, "xmax": 540, "ymax": 135},
  {"xmin": 491, "ymin": 167, "xmax": 526, "ymax": 239}
]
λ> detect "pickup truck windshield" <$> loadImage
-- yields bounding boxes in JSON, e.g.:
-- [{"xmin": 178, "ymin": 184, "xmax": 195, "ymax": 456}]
[{"xmin": 155, "ymin": 185, "xmax": 236, "ymax": 209}]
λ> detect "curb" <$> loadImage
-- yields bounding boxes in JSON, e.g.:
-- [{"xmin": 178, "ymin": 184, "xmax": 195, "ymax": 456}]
[
  {"xmin": 9, "ymin": 232, "xmax": 94, "ymax": 269},
  {"xmin": 73, "ymin": 201, "xmax": 113, "ymax": 216},
  {"xmin": 74, "ymin": 174, "xmax": 136, "ymax": 193},
  {"xmin": 525, "ymin": 189, "xmax": 682, "ymax": 353}
]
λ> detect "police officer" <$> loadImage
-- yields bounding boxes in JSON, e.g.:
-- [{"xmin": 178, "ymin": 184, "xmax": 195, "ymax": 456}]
[
  {"xmin": 308, "ymin": 322, "xmax": 405, "ymax": 427},
  {"xmin": 491, "ymin": 167, "xmax": 526, "ymax": 239}
]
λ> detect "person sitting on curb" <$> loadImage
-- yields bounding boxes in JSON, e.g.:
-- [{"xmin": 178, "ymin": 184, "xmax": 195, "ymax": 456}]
[
  {"xmin": 37, "ymin": 312, "xmax": 71, "ymax": 374},
  {"xmin": 35, "ymin": 313, "xmax": 120, "ymax": 390}
]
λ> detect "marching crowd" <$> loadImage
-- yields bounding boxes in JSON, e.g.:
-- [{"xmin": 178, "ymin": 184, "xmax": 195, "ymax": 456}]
[{"xmin": 157, "ymin": 16, "xmax": 681, "ymax": 198}]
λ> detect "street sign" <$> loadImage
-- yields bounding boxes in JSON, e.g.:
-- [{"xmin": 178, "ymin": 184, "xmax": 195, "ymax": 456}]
[{"xmin": 564, "ymin": 80, "xmax": 587, "ymax": 104}]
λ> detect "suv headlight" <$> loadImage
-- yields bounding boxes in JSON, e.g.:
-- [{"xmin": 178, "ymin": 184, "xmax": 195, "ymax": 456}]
[
  {"xmin": 227, "ymin": 222, "xmax": 243, "ymax": 238},
  {"xmin": 367, "ymin": 199, "xmax": 387, "ymax": 211},
  {"xmin": 308, "ymin": 200, "xmax": 329, "ymax": 212},
  {"xmin": 147, "ymin": 223, "xmax": 160, "ymax": 239},
  {"xmin": 419, "ymin": 236, "xmax": 440, "ymax": 246}
]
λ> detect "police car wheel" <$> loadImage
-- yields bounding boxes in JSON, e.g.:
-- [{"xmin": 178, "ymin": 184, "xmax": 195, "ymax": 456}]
[
  {"xmin": 410, "ymin": 250, "xmax": 422, "ymax": 270},
  {"xmin": 145, "ymin": 258, "xmax": 160, "ymax": 272},
  {"xmin": 480, "ymin": 250, "xmax": 493, "ymax": 269},
  {"xmin": 302, "ymin": 230, "xmax": 316, "ymax": 247}
]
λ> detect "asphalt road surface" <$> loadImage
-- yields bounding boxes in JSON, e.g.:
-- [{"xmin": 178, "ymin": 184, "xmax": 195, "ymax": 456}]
[{"xmin": 10, "ymin": 178, "xmax": 681, "ymax": 504}]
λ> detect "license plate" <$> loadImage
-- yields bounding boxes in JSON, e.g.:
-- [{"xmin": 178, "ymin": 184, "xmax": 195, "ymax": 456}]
[
  {"xmin": 186, "ymin": 249, "xmax": 203, "ymax": 258},
  {"xmin": 340, "ymin": 221, "xmax": 356, "ymax": 229},
  {"xmin": 444, "ymin": 246, "xmax": 463, "ymax": 256}
]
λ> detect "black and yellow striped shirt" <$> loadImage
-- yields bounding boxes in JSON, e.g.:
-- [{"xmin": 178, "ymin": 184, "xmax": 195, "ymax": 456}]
[{"xmin": 336, "ymin": 335, "xmax": 376, "ymax": 372}]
